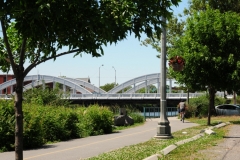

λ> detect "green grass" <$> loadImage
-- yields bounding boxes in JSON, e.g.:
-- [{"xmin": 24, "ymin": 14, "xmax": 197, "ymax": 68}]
[{"xmin": 85, "ymin": 116, "xmax": 240, "ymax": 160}]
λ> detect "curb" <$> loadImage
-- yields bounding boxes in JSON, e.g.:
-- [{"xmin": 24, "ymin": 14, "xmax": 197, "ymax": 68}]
[{"xmin": 143, "ymin": 122, "xmax": 230, "ymax": 160}]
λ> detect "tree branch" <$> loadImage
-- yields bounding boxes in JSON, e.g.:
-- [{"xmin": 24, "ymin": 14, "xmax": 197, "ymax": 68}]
[
  {"xmin": 19, "ymin": 38, "xmax": 27, "ymax": 69},
  {"xmin": 0, "ymin": 18, "xmax": 16, "ymax": 74},
  {"xmin": 24, "ymin": 48, "xmax": 81, "ymax": 76}
]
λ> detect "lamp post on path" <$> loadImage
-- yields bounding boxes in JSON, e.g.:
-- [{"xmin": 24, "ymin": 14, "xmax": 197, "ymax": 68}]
[
  {"xmin": 155, "ymin": 17, "xmax": 172, "ymax": 139},
  {"xmin": 112, "ymin": 66, "xmax": 116, "ymax": 87},
  {"xmin": 99, "ymin": 64, "xmax": 104, "ymax": 93}
]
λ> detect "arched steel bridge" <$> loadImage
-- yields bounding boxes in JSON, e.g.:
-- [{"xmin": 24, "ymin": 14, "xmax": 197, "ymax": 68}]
[{"xmin": 0, "ymin": 73, "xmax": 229, "ymax": 101}]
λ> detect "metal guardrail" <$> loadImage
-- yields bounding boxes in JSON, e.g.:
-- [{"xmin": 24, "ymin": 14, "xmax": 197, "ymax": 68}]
[
  {"xmin": 68, "ymin": 92, "xmax": 231, "ymax": 99},
  {"xmin": 0, "ymin": 92, "xmax": 233, "ymax": 100},
  {"xmin": 143, "ymin": 107, "xmax": 178, "ymax": 118}
]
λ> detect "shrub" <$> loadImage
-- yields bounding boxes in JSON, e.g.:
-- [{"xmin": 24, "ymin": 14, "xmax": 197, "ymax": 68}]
[
  {"xmin": 23, "ymin": 84, "xmax": 70, "ymax": 107},
  {"xmin": 0, "ymin": 100, "xmax": 15, "ymax": 152},
  {"xmin": 129, "ymin": 112, "xmax": 145, "ymax": 123},
  {"xmin": 22, "ymin": 104, "xmax": 82, "ymax": 146},
  {"xmin": 187, "ymin": 94, "xmax": 227, "ymax": 118},
  {"xmin": 23, "ymin": 105, "xmax": 46, "ymax": 149},
  {"xmin": 82, "ymin": 105, "xmax": 113, "ymax": 136},
  {"xmin": 1, "ymin": 103, "xmax": 114, "ymax": 150},
  {"xmin": 107, "ymin": 104, "xmax": 145, "ymax": 124},
  {"xmin": 40, "ymin": 106, "xmax": 81, "ymax": 142}
]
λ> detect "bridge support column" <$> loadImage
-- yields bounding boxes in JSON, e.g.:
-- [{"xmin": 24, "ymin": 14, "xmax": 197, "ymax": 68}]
[
  {"xmin": 145, "ymin": 80, "xmax": 147, "ymax": 93},
  {"xmin": 155, "ymin": 17, "xmax": 172, "ymax": 139},
  {"xmin": 53, "ymin": 81, "xmax": 55, "ymax": 89},
  {"xmin": 31, "ymin": 81, "xmax": 34, "ymax": 88},
  {"xmin": 63, "ymin": 84, "xmax": 66, "ymax": 92},
  {"xmin": 169, "ymin": 79, "xmax": 172, "ymax": 93},
  {"xmin": 42, "ymin": 80, "xmax": 45, "ymax": 90}
]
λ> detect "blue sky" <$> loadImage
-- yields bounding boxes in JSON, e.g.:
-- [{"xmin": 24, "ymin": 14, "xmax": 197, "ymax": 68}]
[{"xmin": 2, "ymin": 1, "xmax": 189, "ymax": 87}]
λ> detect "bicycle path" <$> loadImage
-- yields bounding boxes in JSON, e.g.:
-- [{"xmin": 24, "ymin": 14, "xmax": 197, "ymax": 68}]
[{"xmin": 0, "ymin": 117, "xmax": 199, "ymax": 160}]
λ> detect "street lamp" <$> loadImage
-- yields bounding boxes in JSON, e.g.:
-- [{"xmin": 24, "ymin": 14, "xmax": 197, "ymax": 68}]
[
  {"xmin": 155, "ymin": 17, "xmax": 172, "ymax": 139},
  {"xmin": 112, "ymin": 66, "xmax": 116, "ymax": 86},
  {"xmin": 99, "ymin": 64, "xmax": 104, "ymax": 93}
]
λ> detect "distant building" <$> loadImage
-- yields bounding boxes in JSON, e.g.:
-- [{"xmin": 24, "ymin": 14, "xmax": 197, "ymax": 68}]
[{"xmin": 0, "ymin": 74, "xmax": 15, "ymax": 94}]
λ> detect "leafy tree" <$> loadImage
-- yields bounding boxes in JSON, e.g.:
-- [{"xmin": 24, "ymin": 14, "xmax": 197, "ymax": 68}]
[
  {"xmin": 186, "ymin": 0, "xmax": 240, "ymax": 14},
  {"xmin": 100, "ymin": 82, "xmax": 118, "ymax": 92},
  {"xmin": 0, "ymin": 1, "xmax": 181, "ymax": 159},
  {"xmin": 136, "ymin": 84, "xmax": 158, "ymax": 93},
  {"xmin": 117, "ymin": 86, "xmax": 132, "ymax": 93},
  {"xmin": 23, "ymin": 83, "xmax": 70, "ymax": 106},
  {"xmin": 168, "ymin": 8, "xmax": 240, "ymax": 125}
]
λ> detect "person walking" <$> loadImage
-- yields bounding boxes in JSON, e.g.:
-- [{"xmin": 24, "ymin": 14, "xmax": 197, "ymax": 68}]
[{"xmin": 179, "ymin": 100, "xmax": 186, "ymax": 122}]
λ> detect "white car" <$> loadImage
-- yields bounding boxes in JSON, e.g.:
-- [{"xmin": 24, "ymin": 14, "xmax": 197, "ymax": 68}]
[{"xmin": 215, "ymin": 104, "xmax": 240, "ymax": 115}]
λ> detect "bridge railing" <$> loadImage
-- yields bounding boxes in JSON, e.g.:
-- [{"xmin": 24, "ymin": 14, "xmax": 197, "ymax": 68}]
[
  {"xmin": 69, "ymin": 92, "xmax": 231, "ymax": 99},
  {"xmin": 143, "ymin": 107, "xmax": 178, "ymax": 119},
  {"xmin": 0, "ymin": 92, "xmax": 232, "ymax": 100}
]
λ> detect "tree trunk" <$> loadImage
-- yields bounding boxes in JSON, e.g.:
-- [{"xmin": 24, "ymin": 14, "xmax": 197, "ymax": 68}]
[
  {"xmin": 14, "ymin": 77, "xmax": 24, "ymax": 160},
  {"xmin": 233, "ymin": 91, "xmax": 236, "ymax": 105},
  {"xmin": 207, "ymin": 87, "xmax": 215, "ymax": 126}
]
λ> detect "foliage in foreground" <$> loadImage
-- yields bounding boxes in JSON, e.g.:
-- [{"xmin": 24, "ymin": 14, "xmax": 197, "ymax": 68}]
[
  {"xmin": 0, "ymin": 102, "xmax": 114, "ymax": 151},
  {"xmin": 0, "ymin": 100, "xmax": 145, "ymax": 152}
]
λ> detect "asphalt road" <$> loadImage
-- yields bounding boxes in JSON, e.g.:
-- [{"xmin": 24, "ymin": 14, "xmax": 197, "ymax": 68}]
[{"xmin": 0, "ymin": 117, "xmax": 199, "ymax": 160}]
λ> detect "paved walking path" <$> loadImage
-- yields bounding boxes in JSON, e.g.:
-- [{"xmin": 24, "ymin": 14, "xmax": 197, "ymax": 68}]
[
  {"xmin": 197, "ymin": 124, "xmax": 240, "ymax": 160},
  {"xmin": 0, "ymin": 117, "xmax": 199, "ymax": 160}
]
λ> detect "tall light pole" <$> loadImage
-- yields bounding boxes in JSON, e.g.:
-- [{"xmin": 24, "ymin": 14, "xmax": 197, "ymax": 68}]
[
  {"xmin": 112, "ymin": 66, "xmax": 116, "ymax": 86},
  {"xmin": 99, "ymin": 64, "xmax": 104, "ymax": 93},
  {"xmin": 155, "ymin": 17, "xmax": 172, "ymax": 139}
]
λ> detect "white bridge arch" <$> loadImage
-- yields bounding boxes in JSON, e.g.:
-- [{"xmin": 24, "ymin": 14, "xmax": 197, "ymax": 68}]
[
  {"xmin": 125, "ymin": 78, "xmax": 160, "ymax": 93},
  {"xmin": 0, "ymin": 75, "xmax": 106, "ymax": 94},
  {"xmin": 107, "ymin": 73, "xmax": 161, "ymax": 93},
  {"xmin": 0, "ymin": 73, "xmax": 173, "ymax": 95}
]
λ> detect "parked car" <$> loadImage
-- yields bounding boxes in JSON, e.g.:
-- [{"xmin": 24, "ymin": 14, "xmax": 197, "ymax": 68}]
[{"xmin": 215, "ymin": 104, "xmax": 240, "ymax": 115}]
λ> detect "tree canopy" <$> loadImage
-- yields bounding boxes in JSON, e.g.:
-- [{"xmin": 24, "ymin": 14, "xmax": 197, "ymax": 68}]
[
  {"xmin": 136, "ymin": 84, "xmax": 158, "ymax": 93},
  {"xmin": 186, "ymin": 0, "xmax": 240, "ymax": 13},
  {"xmin": 100, "ymin": 82, "xmax": 117, "ymax": 92},
  {"xmin": 169, "ymin": 8, "xmax": 240, "ymax": 91}
]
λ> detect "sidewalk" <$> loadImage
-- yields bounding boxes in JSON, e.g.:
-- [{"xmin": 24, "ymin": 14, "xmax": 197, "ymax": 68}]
[
  {"xmin": 0, "ymin": 117, "xmax": 199, "ymax": 160},
  {"xmin": 197, "ymin": 124, "xmax": 240, "ymax": 160}
]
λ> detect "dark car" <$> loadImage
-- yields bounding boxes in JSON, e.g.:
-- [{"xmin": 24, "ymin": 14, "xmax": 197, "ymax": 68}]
[{"xmin": 215, "ymin": 104, "xmax": 240, "ymax": 115}]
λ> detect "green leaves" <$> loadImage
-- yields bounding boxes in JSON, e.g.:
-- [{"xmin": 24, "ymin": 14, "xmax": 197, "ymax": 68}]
[
  {"xmin": 23, "ymin": 83, "xmax": 71, "ymax": 107},
  {"xmin": 0, "ymin": 100, "xmax": 15, "ymax": 151},
  {"xmin": 169, "ymin": 8, "xmax": 240, "ymax": 92}
]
